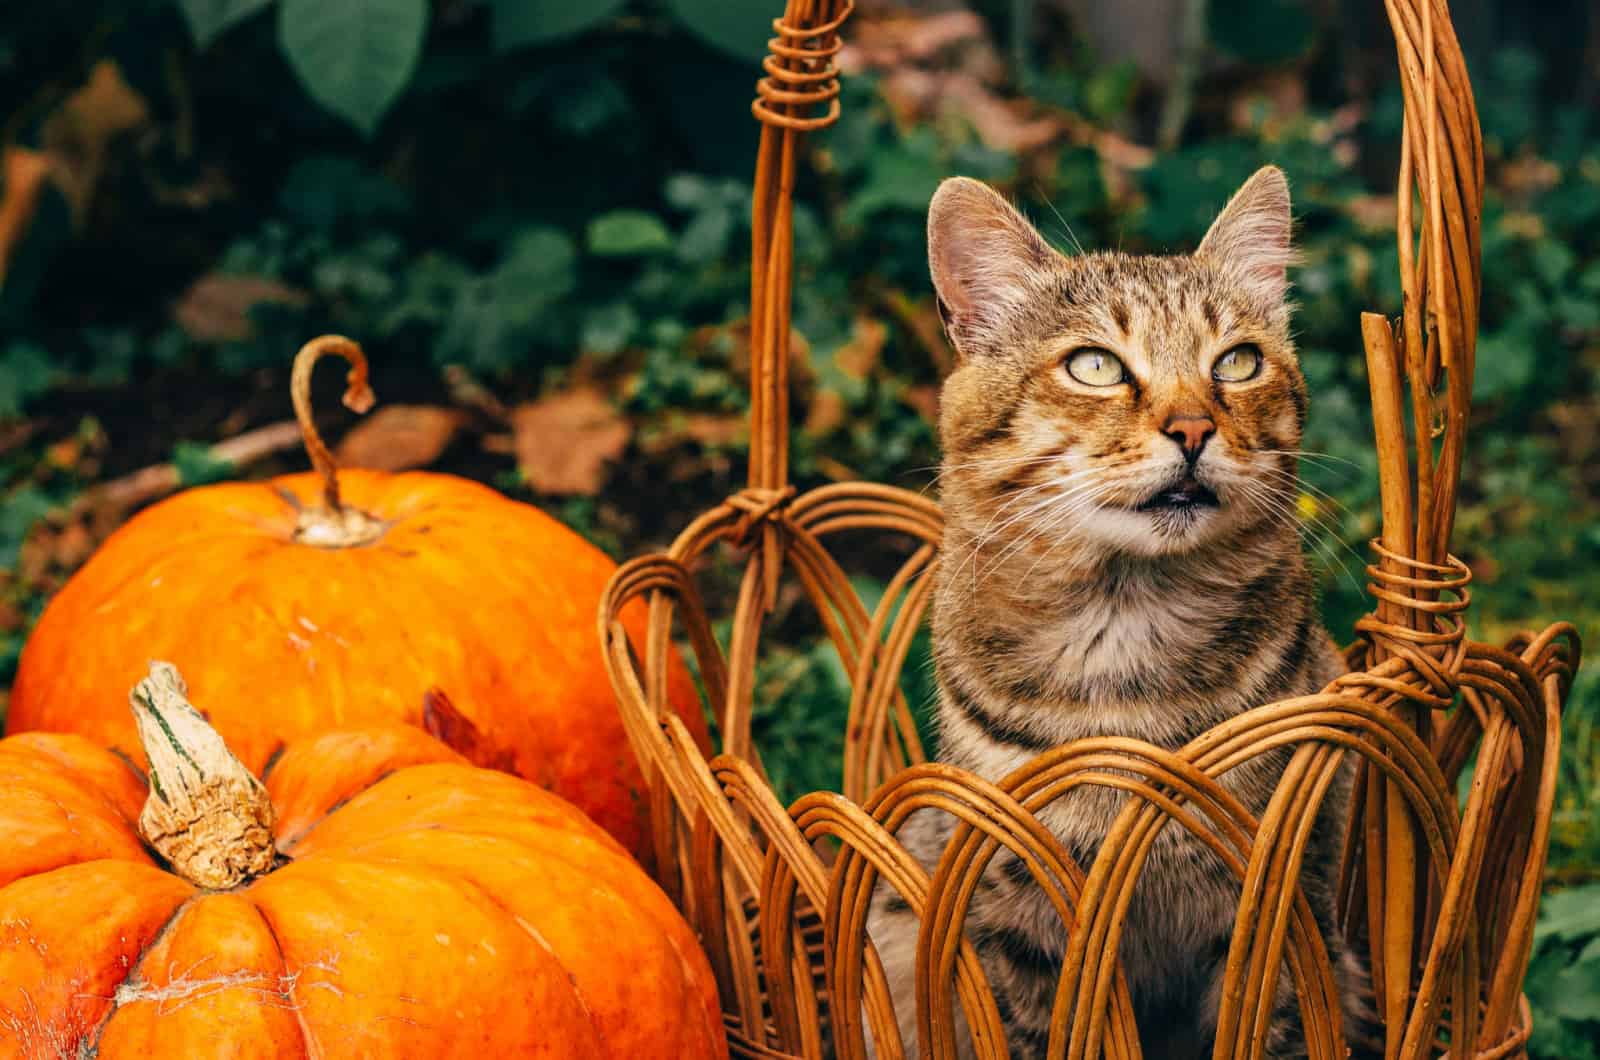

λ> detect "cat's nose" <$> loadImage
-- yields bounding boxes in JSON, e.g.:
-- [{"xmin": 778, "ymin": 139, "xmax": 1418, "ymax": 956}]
[{"xmin": 1163, "ymin": 415, "xmax": 1216, "ymax": 461}]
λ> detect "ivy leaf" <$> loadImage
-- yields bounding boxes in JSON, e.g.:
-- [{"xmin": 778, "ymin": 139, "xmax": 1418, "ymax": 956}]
[
  {"xmin": 0, "ymin": 343, "xmax": 53, "ymax": 418},
  {"xmin": 587, "ymin": 210, "xmax": 673, "ymax": 257},
  {"xmin": 0, "ymin": 487, "xmax": 53, "ymax": 568},
  {"xmin": 179, "ymin": 0, "xmax": 273, "ymax": 48},
  {"xmin": 1548, "ymin": 959, "xmax": 1600, "ymax": 1022},
  {"xmin": 1536, "ymin": 884, "xmax": 1600, "ymax": 944},
  {"xmin": 675, "ymin": 207, "xmax": 732, "ymax": 265},
  {"xmin": 278, "ymin": 0, "xmax": 428, "ymax": 136},
  {"xmin": 489, "ymin": 0, "xmax": 628, "ymax": 51},
  {"xmin": 172, "ymin": 442, "xmax": 236, "ymax": 487},
  {"xmin": 580, "ymin": 303, "xmax": 638, "ymax": 355},
  {"xmin": 662, "ymin": 0, "xmax": 771, "ymax": 64},
  {"xmin": 437, "ymin": 228, "xmax": 577, "ymax": 371}
]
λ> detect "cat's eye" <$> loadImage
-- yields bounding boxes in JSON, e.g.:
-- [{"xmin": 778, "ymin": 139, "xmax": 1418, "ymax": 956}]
[
  {"xmin": 1213, "ymin": 344, "xmax": 1262, "ymax": 382},
  {"xmin": 1064, "ymin": 348, "xmax": 1127, "ymax": 387}
]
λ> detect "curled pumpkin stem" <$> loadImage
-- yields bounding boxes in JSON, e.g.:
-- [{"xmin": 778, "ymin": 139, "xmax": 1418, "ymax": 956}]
[
  {"xmin": 130, "ymin": 661, "xmax": 277, "ymax": 889},
  {"xmin": 290, "ymin": 334, "xmax": 376, "ymax": 515}
]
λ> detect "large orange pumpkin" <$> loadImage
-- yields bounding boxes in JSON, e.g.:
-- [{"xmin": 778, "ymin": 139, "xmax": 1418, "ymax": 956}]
[
  {"xmin": 0, "ymin": 663, "xmax": 727, "ymax": 1058},
  {"xmin": 7, "ymin": 336, "xmax": 706, "ymax": 863}
]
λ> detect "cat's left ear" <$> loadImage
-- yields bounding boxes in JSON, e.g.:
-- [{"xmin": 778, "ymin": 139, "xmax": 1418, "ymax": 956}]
[{"xmin": 1197, "ymin": 166, "xmax": 1294, "ymax": 305}]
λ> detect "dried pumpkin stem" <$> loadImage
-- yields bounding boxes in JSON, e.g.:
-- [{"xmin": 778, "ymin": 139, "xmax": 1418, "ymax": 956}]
[
  {"xmin": 290, "ymin": 334, "xmax": 376, "ymax": 515},
  {"xmin": 289, "ymin": 335, "xmax": 383, "ymax": 547},
  {"xmin": 130, "ymin": 661, "xmax": 276, "ymax": 889}
]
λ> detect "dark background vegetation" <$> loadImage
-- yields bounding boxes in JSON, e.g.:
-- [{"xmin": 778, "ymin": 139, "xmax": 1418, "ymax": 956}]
[{"xmin": 1, "ymin": 0, "xmax": 1597, "ymax": 1047}]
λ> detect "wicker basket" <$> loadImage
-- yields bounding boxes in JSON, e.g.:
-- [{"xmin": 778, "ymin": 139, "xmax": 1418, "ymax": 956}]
[{"xmin": 597, "ymin": 2, "xmax": 1581, "ymax": 1057}]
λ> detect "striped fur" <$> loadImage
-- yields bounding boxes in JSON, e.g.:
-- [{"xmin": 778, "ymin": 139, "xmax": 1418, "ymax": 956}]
[{"xmin": 866, "ymin": 170, "xmax": 1373, "ymax": 1059}]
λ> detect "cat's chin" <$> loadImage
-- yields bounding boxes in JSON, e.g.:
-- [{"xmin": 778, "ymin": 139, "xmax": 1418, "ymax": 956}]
[{"xmin": 1080, "ymin": 502, "xmax": 1231, "ymax": 556}]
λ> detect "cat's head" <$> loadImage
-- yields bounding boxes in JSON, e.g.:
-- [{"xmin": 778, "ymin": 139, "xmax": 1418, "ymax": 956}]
[{"xmin": 930, "ymin": 166, "xmax": 1307, "ymax": 565}]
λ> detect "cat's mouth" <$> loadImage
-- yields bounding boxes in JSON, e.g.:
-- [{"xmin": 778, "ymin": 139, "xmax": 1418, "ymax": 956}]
[{"xmin": 1136, "ymin": 474, "xmax": 1220, "ymax": 512}]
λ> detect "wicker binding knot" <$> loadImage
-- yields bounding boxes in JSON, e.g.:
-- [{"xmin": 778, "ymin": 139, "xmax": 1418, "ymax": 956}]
[
  {"xmin": 600, "ymin": 1, "xmax": 1581, "ymax": 1057},
  {"xmin": 753, "ymin": 1, "xmax": 853, "ymax": 131}
]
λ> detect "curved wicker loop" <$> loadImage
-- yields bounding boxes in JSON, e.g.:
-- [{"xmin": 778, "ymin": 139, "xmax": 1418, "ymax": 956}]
[
  {"xmin": 593, "ymin": 0, "xmax": 1581, "ymax": 1056},
  {"xmin": 752, "ymin": 2, "xmax": 853, "ymax": 131},
  {"xmin": 843, "ymin": 766, "xmax": 1140, "ymax": 1060},
  {"xmin": 791, "ymin": 783, "xmax": 1010, "ymax": 1060}
]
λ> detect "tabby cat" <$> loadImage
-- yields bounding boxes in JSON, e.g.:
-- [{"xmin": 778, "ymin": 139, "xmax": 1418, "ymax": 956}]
[{"xmin": 866, "ymin": 167, "xmax": 1371, "ymax": 1059}]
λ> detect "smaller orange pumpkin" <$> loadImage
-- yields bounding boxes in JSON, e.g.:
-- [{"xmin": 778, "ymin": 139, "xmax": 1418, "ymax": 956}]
[
  {"xmin": 8, "ymin": 336, "xmax": 708, "ymax": 864},
  {"xmin": 0, "ymin": 663, "xmax": 727, "ymax": 1059}
]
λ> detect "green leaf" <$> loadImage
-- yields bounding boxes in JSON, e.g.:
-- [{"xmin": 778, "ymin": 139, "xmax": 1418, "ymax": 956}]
[
  {"xmin": 841, "ymin": 139, "xmax": 945, "ymax": 227},
  {"xmin": 587, "ymin": 210, "xmax": 673, "ymax": 257},
  {"xmin": 1547, "ymin": 959, "xmax": 1600, "ymax": 1022},
  {"xmin": 663, "ymin": 0, "xmax": 770, "ymax": 64},
  {"xmin": 172, "ymin": 442, "xmax": 236, "ymax": 487},
  {"xmin": 279, "ymin": 156, "xmax": 409, "ymax": 228},
  {"xmin": 436, "ymin": 228, "xmax": 577, "ymax": 372},
  {"xmin": 497, "ymin": 228, "xmax": 579, "ymax": 307},
  {"xmin": 580, "ymin": 303, "xmax": 638, "ymax": 355},
  {"xmin": 489, "ymin": 0, "xmax": 628, "ymax": 51},
  {"xmin": 0, "ymin": 343, "xmax": 54, "ymax": 418},
  {"xmin": 278, "ymin": 0, "xmax": 428, "ymax": 136},
  {"xmin": 0, "ymin": 487, "xmax": 53, "ymax": 569},
  {"xmin": 179, "ymin": 0, "xmax": 273, "ymax": 48},
  {"xmin": 1536, "ymin": 884, "xmax": 1600, "ymax": 944},
  {"xmin": 675, "ymin": 208, "xmax": 732, "ymax": 265}
]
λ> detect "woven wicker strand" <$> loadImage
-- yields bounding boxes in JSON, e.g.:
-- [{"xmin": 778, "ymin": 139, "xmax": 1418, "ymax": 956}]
[{"xmin": 597, "ymin": 1, "xmax": 1579, "ymax": 1056}]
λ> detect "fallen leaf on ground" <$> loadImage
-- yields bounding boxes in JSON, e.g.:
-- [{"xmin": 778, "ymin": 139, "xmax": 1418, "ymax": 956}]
[
  {"xmin": 173, "ymin": 273, "xmax": 309, "ymax": 343},
  {"xmin": 0, "ymin": 148, "xmax": 51, "ymax": 286},
  {"xmin": 511, "ymin": 386, "xmax": 631, "ymax": 495},
  {"xmin": 1345, "ymin": 195, "xmax": 1397, "ymax": 232},
  {"xmin": 880, "ymin": 290, "xmax": 951, "ymax": 375},
  {"xmin": 842, "ymin": 11, "xmax": 998, "ymax": 78},
  {"xmin": 904, "ymin": 384, "xmax": 940, "ymax": 424},
  {"xmin": 335, "ymin": 405, "xmax": 464, "ymax": 472},
  {"xmin": 803, "ymin": 389, "xmax": 848, "ymax": 438},
  {"xmin": 836, "ymin": 316, "xmax": 889, "ymax": 379},
  {"xmin": 42, "ymin": 59, "xmax": 151, "ymax": 224}
]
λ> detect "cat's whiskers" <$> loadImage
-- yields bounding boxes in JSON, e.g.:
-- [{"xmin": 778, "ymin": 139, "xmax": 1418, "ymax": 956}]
[
  {"xmin": 957, "ymin": 465, "xmax": 1105, "ymax": 560},
  {"xmin": 1228, "ymin": 478, "xmax": 1364, "ymax": 595},
  {"xmin": 1011, "ymin": 480, "xmax": 1124, "ymax": 585},
  {"xmin": 955, "ymin": 479, "xmax": 1099, "ymax": 589},
  {"xmin": 1241, "ymin": 467, "xmax": 1370, "ymax": 579},
  {"xmin": 1246, "ymin": 463, "xmax": 1358, "ymax": 518},
  {"xmin": 1253, "ymin": 447, "xmax": 1363, "ymax": 472},
  {"xmin": 910, "ymin": 451, "xmax": 1068, "ymax": 497},
  {"xmin": 974, "ymin": 475, "xmax": 1116, "ymax": 584}
]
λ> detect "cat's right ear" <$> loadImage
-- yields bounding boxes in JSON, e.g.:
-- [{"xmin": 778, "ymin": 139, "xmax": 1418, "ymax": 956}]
[{"xmin": 928, "ymin": 177, "xmax": 1057, "ymax": 359}]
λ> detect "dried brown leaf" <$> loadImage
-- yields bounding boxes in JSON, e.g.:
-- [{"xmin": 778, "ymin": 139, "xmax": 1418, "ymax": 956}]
[
  {"xmin": 802, "ymin": 389, "xmax": 848, "ymax": 439},
  {"xmin": 836, "ymin": 316, "xmax": 889, "ymax": 379},
  {"xmin": 173, "ymin": 274, "xmax": 309, "ymax": 343},
  {"xmin": 42, "ymin": 60, "xmax": 151, "ymax": 224},
  {"xmin": 335, "ymin": 405, "xmax": 464, "ymax": 472},
  {"xmin": 0, "ymin": 148, "xmax": 51, "ymax": 286},
  {"xmin": 904, "ymin": 384, "xmax": 940, "ymax": 424},
  {"xmin": 511, "ymin": 387, "xmax": 631, "ymax": 495}
]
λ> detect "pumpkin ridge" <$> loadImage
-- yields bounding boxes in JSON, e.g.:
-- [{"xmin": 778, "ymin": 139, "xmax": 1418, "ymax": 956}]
[
  {"xmin": 282, "ymin": 821, "xmax": 728, "ymax": 1050},
  {"xmin": 81, "ymin": 894, "xmax": 200, "ymax": 1053},
  {"xmin": 3, "ymin": 740, "xmax": 141, "ymax": 830},
  {"xmin": 318, "ymin": 832, "xmax": 719, "ymax": 1058},
  {"xmin": 248, "ymin": 853, "xmax": 611, "ymax": 1055},
  {"xmin": 246, "ymin": 890, "xmax": 319, "ymax": 1058},
  {"xmin": 279, "ymin": 769, "xmax": 627, "ymax": 858},
  {"xmin": 447, "ymin": 869, "xmax": 612, "ymax": 1053},
  {"xmin": 272, "ymin": 779, "xmax": 390, "ymax": 852}
]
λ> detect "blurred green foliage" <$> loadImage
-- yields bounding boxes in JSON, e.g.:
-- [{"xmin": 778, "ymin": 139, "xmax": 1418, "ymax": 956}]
[{"xmin": 0, "ymin": 0, "xmax": 1597, "ymax": 1046}]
